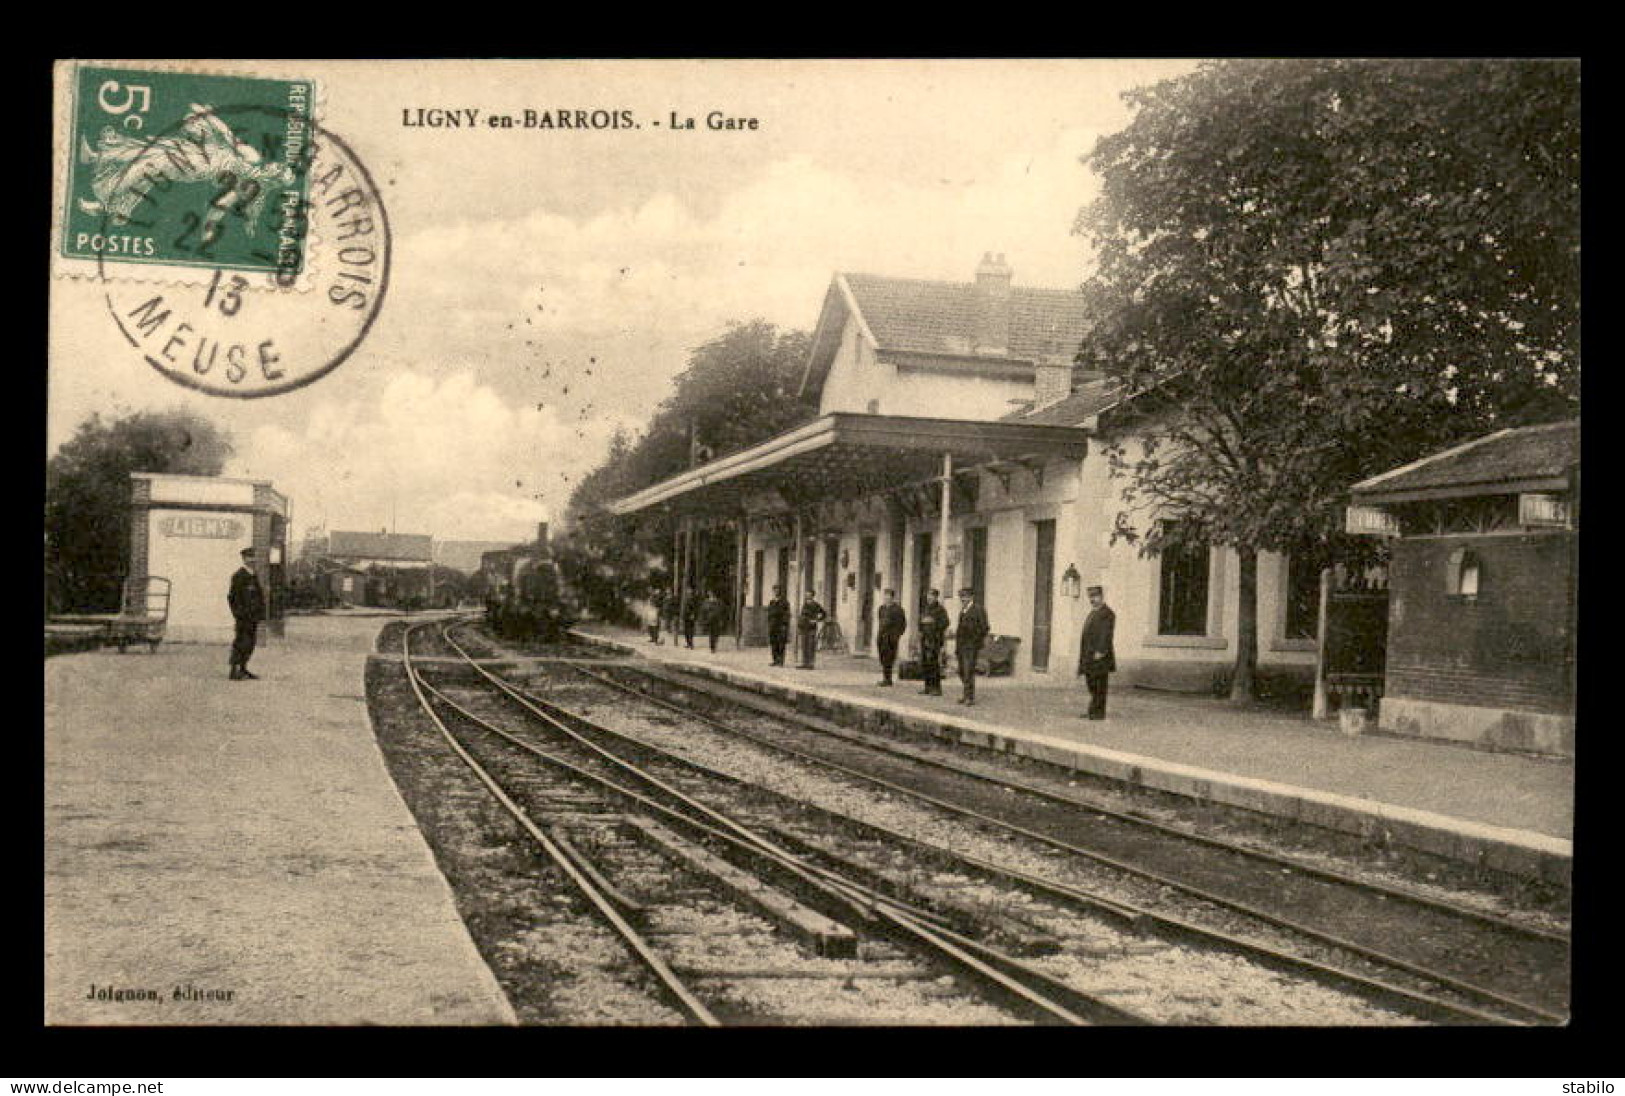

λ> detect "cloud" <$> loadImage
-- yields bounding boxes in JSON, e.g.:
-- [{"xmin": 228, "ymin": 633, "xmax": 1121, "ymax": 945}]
[
  {"xmin": 229, "ymin": 370, "xmax": 634, "ymax": 542},
  {"xmin": 367, "ymin": 125, "xmax": 1108, "ymax": 427}
]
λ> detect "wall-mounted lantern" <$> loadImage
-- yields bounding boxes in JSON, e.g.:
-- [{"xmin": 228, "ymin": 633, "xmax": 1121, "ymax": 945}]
[{"xmin": 1061, "ymin": 564, "xmax": 1082, "ymax": 599}]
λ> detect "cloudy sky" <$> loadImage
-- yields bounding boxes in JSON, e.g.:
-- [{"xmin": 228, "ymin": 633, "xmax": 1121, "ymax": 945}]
[{"xmin": 49, "ymin": 59, "xmax": 1197, "ymax": 544}]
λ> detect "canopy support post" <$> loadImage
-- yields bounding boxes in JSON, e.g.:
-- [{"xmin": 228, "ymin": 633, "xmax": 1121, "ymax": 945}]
[
  {"xmin": 935, "ymin": 452, "xmax": 953, "ymax": 595},
  {"xmin": 793, "ymin": 510, "xmax": 805, "ymax": 601},
  {"xmin": 733, "ymin": 515, "xmax": 746, "ymax": 649}
]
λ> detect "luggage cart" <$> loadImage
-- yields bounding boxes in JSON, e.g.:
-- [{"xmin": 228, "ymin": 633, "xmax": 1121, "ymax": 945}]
[{"xmin": 46, "ymin": 576, "xmax": 171, "ymax": 653}]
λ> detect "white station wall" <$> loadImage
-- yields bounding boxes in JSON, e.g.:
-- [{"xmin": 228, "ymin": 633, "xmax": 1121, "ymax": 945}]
[{"xmin": 147, "ymin": 509, "xmax": 254, "ymax": 640}]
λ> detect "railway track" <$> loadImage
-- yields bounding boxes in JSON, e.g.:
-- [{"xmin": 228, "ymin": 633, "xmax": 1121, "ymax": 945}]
[
  {"xmin": 432, "ymin": 620, "xmax": 1568, "ymax": 1025},
  {"xmin": 561, "ymin": 654, "xmax": 1570, "ymax": 1025},
  {"xmin": 401, "ymin": 618, "xmax": 1158, "ymax": 1025},
  {"xmin": 448, "ymin": 620, "xmax": 1567, "ymax": 1024}
]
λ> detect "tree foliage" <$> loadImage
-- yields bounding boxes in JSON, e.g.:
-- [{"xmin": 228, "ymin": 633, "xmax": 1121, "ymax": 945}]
[
  {"xmin": 559, "ymin": 320, "xmax": 817, "ymax": 622},
  {"xmin": 1076, "ymin": 59, "xmax": 1579, "ymax": 698},
  {"xmin": 46, "ymin": 409, "xmax": 234, "ymax": 613}
]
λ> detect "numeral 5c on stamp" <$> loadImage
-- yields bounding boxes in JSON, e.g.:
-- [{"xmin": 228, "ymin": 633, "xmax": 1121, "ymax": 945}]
[{"xmin": 63, "ymin": 66, "xmax": 315, "ymax": 277}]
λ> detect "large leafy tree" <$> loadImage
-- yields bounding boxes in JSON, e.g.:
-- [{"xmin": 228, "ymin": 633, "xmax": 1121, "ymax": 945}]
[
  {"xmin": 561, "ymin": 320, "xmax": 816, "ymax": 622},
  {"xmin": 46, "ymin": 409, "xmax": 234, "ymax": 613},
  {"xmin": 1077, "ymin": 59, "xmax": 1579, "ymax": 701}
]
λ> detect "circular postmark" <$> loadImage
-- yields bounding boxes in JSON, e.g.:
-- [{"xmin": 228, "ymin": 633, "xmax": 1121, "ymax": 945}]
[{"xmin": 95, "ymin": 103, "xmax": 390, "ymax": 398}]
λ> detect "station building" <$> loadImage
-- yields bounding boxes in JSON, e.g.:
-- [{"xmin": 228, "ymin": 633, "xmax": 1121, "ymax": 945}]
[
  {"xmin": 129, "ymin": 472, "xmax": 290, "ymax": 643},
  {"xmin": 610, "ymin": 255, "xmax": 1321, "ymax": 690},
  {"xmin": 1348, "ymin": 420, "xmax": 1579, "ymax": 756}
]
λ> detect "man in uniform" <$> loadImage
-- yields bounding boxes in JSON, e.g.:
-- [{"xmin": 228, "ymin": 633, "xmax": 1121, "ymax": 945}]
[
  {"xmin": 701, "ymin": 589, "xmax": 726, "ymax": 652},
  {"xmin": 796, "ymin": 589, "xmax": 828, "ymax": 669},
  {"xmin": 875, "ymin": 588, "xmax": 906, "ymax": 686},
  {"xmin": 1078, "ymin": 585, "xmax": 1117, "ymax": 719},
  {"xmin": 681, "ymin": 589, "xmax": 699, "ymax": 648},
  {"xmin": 663, "ymin": 588, "xmax": 681, "ymax": 645},
  {"xmin": 766, "ymin": 584, "xmax": 791, "ymax": 666},
  {"xmin": 917, "ymin": 588, "xmax": 949, "ymax": 696},
  {"xmin": 228, "ymin": 546, "xmax": 265, "ymax": 681},
  {"xmin": 954, "ymin": 587, "xmax": 990, "ymax": 706}
]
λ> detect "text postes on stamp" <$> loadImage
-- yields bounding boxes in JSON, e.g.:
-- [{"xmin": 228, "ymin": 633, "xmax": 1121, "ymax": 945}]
[
  {"xmin": 65, "ymin": 66, "xmax": 315, "ymax": 277},
  {"xmin": 89, "ymin": 94, "xmax": 392, "ymax": 399}
]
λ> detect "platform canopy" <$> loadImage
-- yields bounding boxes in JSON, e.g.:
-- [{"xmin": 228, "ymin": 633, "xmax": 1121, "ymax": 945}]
[{"xmin": 606, "ymin": 412, "xmax": 1090, "ymax": 519}]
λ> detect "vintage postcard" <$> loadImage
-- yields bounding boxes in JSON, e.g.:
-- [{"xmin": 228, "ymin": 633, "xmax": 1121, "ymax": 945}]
[{"xmin": 44, "ymin": 59, "xmax": 1576, "ymax": 1032}]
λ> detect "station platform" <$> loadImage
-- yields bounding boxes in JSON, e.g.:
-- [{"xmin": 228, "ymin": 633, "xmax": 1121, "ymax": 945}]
[
  {"xmin": 44, "ymin": 613, "xmax": 515, "ymax": 1025},
  {"xmin": 574, "ymin": 624, "xmax": 1574, "ymax": 886}
]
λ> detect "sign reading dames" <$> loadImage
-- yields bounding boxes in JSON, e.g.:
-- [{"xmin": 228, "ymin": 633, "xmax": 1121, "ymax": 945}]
[{"xmin": 159, "ymin": 516, "xmax": 245, "ymax": 539}]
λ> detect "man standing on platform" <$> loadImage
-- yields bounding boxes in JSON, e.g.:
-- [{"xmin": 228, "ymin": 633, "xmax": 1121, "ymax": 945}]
[
  {"xmin": 1078, "ymin": 585, "xmax": 1117, "ymax": 720},
  {"xmin": 663, "ymin": 590, "xmax": 681, "ymax": 645},
  {"xmin": 954, "ymin": 587, "xmax": 990, "ymax": 706},
  {"xmin": 796, "ymin": 589, "xmax": 827, "ymax": 669},
  {"xmin": 766, "ymin": 584, "xmax": 791, "ymax": 666},
  {"xmin": 701, "ymin": 589, "xmax": 726, "ymax": 652},
  {"xmin": 227, "ymin": 547, "xmax": 265, "ymax": 681},
  {"xmin": 875, "ymin": 589, "xmax": 906, "ymax": 687},
  {"xmin": 917, "ymin": 588, "xmax": 949, "ymax": 696},
  {"xmin": 682, "ymin": 590, "xmax": 698, "ymax": 649},
  {"xmin": 648, "ymin": 586, "xmax": 665, "ymax": 644}
]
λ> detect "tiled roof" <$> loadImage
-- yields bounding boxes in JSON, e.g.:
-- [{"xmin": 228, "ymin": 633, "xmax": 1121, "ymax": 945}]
[
  {"xmin": 1002, "ymin": 378, "xmax": 1129, "ymax": 426},
  {"xmin": 843, "ymin": 274, "xmax": 1087, "ymax": 363},
  {"xmin": 1352, "ymin": 420, "xmax": 1580, "ymax": 497},
  {"xmin": 434, "ymin": 539, "xmax": 516, "ymax": 575},
  {"xmin": 328, "ymin": 531, "xmax": 434, "ymax": 561}
]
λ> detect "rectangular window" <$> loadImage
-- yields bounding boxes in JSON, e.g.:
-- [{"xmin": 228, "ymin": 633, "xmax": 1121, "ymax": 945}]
[
  {"xmin": 1157, "ymin": 526, "xmax": 1210, "ymax": 636},
  {"xmin": 966, "ymin": 526, "xmax": 988, "ymax": 605},
  {"xmin": 1285, "ymin": 555, "xmax": 1321, "ymax": 640},
  {"xmin": 753, "ymin": 549, "xmax": 764, "ymax": 606}
]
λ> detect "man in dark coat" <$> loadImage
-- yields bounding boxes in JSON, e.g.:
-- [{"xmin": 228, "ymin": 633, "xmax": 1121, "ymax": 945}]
[
  {"xmin": 796, "ymin": 590, "xmax": 827, "ymax": 669},
  {"xmin": 875, "ymin": 588, "xmax": 907, "ymax": 686},
  {"xmin": 1078, "ymin": 585, "xmax": 1117, "ymax": 719},
  {"xmin": 917, "ymin": 588, "xmax": 949, "ymax": 696},
  {"xmin": 662, "ymin": 589, "xmax": 681, "ymax": 644},
  {"xmin": 681, "ymin": 589, "xmax": 698, "ymax": 648},
  {"xmin": 766, "ymin": 585, "xmax": 791, "ymax": 666},
  {"xmin": 954, "ymin": 587, "xmax": 990, "ymax": 706},
  {"xmin": 701, "ymin": 590, "xmax": 726, "ymax": 652},
  {"xmin": 228, "ymin": 547, "xmax": 266, "ymax": 680}
]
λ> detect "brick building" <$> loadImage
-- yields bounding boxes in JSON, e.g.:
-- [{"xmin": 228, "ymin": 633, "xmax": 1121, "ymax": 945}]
[
  {"xmin": 323, "ymin": 531, "xmax": 434, "ymax": 606},
  {"xmin": 1348, "ymin": 420, "xmax": 1579, "ymax": 756}
]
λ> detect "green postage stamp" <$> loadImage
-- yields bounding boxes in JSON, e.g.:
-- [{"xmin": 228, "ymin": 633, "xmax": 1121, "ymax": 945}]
[{"xmin": 62, "ymin": 66, "xmax": 315, "ymax": 276}]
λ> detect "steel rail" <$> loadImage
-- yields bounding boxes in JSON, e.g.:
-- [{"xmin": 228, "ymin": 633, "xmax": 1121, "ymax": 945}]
[
  {"xmin": 399, "ymin": 621, "xmax": 721, "ymax": 1027},
  {"xmin": 597, "ymin": 660, "xmax": 1569, "ymax": 947},
  {"xmin": 431, "ymin": 624, "xmax": 1146, "ymax": 1025},
  {"xmin": 441, "ymin": 624, "xmax": 1518, "ymax": 1026},
  {"xmin": 558, "ymin": 657, "xmax": 1563, "ymax": 1024}
]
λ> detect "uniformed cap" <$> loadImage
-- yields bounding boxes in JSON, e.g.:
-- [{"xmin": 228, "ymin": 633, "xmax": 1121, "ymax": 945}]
[
  {"xmin": 958, "ymin": 587, "xmax": 974, "ymax": 596},
  {"xmin": 1086, "ymin": 585, "xmax": 1103, "ymax": 595},
  {"xmin": 240, "ymin": 547, "xmax": 257, "ymax": 558}
]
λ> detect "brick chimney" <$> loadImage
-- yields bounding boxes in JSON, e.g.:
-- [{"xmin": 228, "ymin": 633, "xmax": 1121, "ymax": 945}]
[
  {"xmin": 536, "ymin": 521, "xmax": 549, "ymax": 547},
  {"xmin": 972, "ymin": 252, "xmax": 1011, "ymax": 355},
  {"xmin": 1033, "ymin": 359, "xmax": 1073, "ymax": 407}
]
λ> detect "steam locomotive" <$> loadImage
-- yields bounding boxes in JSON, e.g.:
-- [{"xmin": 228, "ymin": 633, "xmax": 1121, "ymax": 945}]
[{"xmin": 482, "ymin": 537, "xmax": 577, "ymax": 644}]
